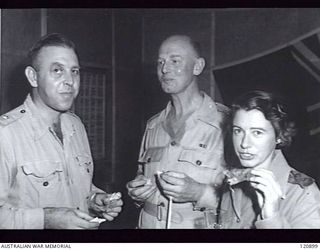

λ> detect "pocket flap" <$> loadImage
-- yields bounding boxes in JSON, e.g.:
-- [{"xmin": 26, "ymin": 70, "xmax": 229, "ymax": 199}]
[
  {"xmin": 21, "ymin": 161, "xmax": 63, "ymax": 178},
  {"xmin": 75, "ymin": 155, "xmax": 92, "ymax": 167},
  {"xmin": 178, "ymin": 149, "xmax": 217, "ymax": 168},
  {"xmin": 140, "ymin": 147, "xmax": 165, "ymax": 163}
]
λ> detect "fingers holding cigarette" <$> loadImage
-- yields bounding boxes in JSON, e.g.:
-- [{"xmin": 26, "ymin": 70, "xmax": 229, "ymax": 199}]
[{"xmin": 249, "ymin": 169, "xmax": 285, "ymax": 199}]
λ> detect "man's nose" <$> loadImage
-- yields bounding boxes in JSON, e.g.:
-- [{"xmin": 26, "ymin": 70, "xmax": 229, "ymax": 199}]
[
  {"xmin": 63, "ymin": 71, "xmax": 74, "ymax": 86},
  {"xmin": 161, "ymin": 61, "xmax": 170, "ymax": 74}
]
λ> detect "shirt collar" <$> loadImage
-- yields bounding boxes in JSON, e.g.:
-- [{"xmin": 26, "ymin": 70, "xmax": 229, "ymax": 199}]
[
  {"xmin": 196, "ymin": 92, "xmax": 220, "ymax": 128},
  {"xmin": 268, "ymin": 150, "xmax": 292, "ymax": 198},
  {"xmin": 162, "ymin": 91, "xmax": 220, "ymax": 129},
  {"xmin": 24, "ymin": 94, "xmax": 75, "ymax": 141}
]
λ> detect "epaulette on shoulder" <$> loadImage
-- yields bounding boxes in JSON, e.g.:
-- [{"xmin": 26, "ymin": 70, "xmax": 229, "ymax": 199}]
[
  {"xmin": 146, "ymin": 112, "xmax": 161, "ymax": 129},
  {"xmin": 0, "ymin": 106, "xmax": 26, "ymax": 127},
  {"xmin": 215, "ymin": 102, "xmax": 230, "ymax": 115},
  {"xmin": 288, "ymin": 169, "xmax": 314, "ymax": 188},
  {"xmin": 67, "ymin": 110, "xmax": 80, "ymax": 119},
  {"xmin": 66, "ymin": 110, "xmax": 81, "ymax": 120}
]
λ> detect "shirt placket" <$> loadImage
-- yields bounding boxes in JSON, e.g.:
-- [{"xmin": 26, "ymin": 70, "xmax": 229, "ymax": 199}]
[
  {"xmin": 155, "ymin": 118, "xmax": 190, "ymax": 227},
  {"xmin": 49, "ymin": 126, "xmax": 77, "ymax": 208}
]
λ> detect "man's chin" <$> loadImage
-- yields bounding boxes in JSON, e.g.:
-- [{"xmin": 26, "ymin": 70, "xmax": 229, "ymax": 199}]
[{"xmin": 53, "ymin": 104, "xmax": 73, "ymax": 113}]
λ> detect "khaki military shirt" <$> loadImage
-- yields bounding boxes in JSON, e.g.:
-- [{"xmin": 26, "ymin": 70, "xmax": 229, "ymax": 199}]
[
  {"xmin": 0, "ymin": 95, "xmax": 104, "ymax": 229},
  {"xmin": 218, "ymin": 150, "xmax": 320, "ymax": 229},
  {"xmin": 137, "ymin": 92, "xmax": 229, "ymax": 228}
]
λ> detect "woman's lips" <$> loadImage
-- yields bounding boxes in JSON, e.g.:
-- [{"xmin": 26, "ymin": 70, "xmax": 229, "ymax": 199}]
[{"xmin": 239, "ymin": 152, "xmax": 255, "ymax": 160}]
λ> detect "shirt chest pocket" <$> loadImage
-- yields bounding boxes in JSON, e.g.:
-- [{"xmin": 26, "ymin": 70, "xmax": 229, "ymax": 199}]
[
  {"xmin": 74, "ymin": 155, "xmax": 93, "ymax": 191},
  {"xmin": 177, "ymin": 149, "xmax": 222, "ymax": 184},
  {"xmin": 140, "ymin": 147, "xmax": 165, "ymax": 180},
  {"xmin": 20, "ymin": 161, "xmax": 64, "ymax": 207},
  {"xmin": 75, "ymin": 155, "xmax": 93, "ymax": 176}
]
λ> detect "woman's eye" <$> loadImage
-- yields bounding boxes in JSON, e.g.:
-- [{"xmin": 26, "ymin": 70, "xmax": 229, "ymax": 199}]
[
  {"xmin": 253, "ymin": 130, "xmax": 263, "ymax": 136},
  {"xmin": 232, "ymin": 128, "xmax": 241, "ymax": 135}
]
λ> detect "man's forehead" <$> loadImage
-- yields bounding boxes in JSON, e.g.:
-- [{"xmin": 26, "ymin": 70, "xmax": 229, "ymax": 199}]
[
  {"xmin": 38, "ymin": 45, "xmax": 77, "ymax": 58},
  {"xmin": 37, "ymin": 46, "xmax": 79, "ymax": 64},
  {"xmin": 158, "ymin": 37, "xmax": 196, "ymax": 57},
  {"xmin": 40, "ymin": 45, "xmax": 72, "ymax": 51}
]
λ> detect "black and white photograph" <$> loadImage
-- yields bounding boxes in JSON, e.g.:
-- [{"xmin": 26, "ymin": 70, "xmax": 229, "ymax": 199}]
[{"xmin": 0, "ymin": 7, "xmax": 320, "ymax": 245}]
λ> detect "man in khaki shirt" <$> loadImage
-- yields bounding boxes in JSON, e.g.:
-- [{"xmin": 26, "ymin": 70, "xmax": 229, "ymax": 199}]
[
  {"xmin": 127, "ymin": 35, "xmax": 228, "ymax": 228},
  {"xmin": 0, "ymin": 33, "xmax": 123, "ymax": 229}
]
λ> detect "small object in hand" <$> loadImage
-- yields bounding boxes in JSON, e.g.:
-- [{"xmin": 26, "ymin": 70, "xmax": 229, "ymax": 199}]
[
  {"xmin": 155, "ymin": 171, "xmax": 164, "ymax": 179},
  {"xmin": 90, "ymin": 217, "xmax": 106, "ymax": 223},
  {"xmin": 166, "ymin": 196, "xmax": 173, "ymax": 229},
  {"xmin": 110, "ymin": 192, "xmax": 121, "ymax": 201},
  {"xmin": 145, "ymin": 178, "xmax": 152, "ymax": 186},
  {"xmin": 224, "ymin": 168, "xmax": 252, "ymax": 186}
]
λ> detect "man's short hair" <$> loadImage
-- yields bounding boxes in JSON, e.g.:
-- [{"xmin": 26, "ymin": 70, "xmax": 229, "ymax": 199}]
[
  {"xmin": 28, "ymin": 33, "xmax": 77, "ymax": 69},
  {"xmin": 162, "ymin": 35, "xmax": 202, "ymax": 58},
  {"xmin": 189, "ymin": 39, "xmax": 202, "ymax": 58}
]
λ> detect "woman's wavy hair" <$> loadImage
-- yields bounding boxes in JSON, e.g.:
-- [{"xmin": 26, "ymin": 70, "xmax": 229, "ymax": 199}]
[{"xmin": 231, "ymin": 90, "xmax": 297, "ymax": 149}]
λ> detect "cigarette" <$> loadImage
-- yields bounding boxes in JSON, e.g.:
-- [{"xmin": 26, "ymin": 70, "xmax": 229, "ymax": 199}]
[
  {"xmin": 166, "ymin": 196, "xmax": 173, "ymax": 229},
  {"xmin": 110, "ymin": 192, "xmax": 121, "ymax": 201},
  {"xmin": 156, "ymin": 171, "xmax": 163, "ymax": 179},
  {"xmin": 90, "ymin": 217, "xmax": 106, "ymax": 223},
  {"xmin": 145, "ymin": 179, "xmax": 152, "ymax": 186}
]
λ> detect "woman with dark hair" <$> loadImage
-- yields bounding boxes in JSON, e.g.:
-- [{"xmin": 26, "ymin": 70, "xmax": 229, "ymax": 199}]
[{"xmin": 216, "ymin": 90, "xmax": 320, "ymax": 228}]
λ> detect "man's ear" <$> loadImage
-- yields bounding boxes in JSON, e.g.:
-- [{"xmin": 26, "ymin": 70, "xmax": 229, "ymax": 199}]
[
  {"xmin": 25, "ymin": 66, "xmax": 38, "ymax": 87},
  {"xmin": 193, "ymin": 57, "xmax": 205, "ymax": 76}
]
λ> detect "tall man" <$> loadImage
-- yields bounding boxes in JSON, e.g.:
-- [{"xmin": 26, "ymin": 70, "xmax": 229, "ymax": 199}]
[
  {"xmin": 127, "ymin": 35, "xmax": 229, "ymax": 228},
  {"xmin": 0, "ymin": 33, "xmax": 122, "ymax": 229}
]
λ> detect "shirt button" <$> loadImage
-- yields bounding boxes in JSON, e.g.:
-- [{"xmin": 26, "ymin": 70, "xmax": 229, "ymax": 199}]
[
  {"xmin": 20, "ymin": 109, "xmax": 26, "ymax": 113},
  {"xmin": 196, "ymin": 160, "xmax": 202, "ymax": 165},
  {"xmin": 43, "ymin": 181, "xmax": 49, "ymax": 186},
  {"xmin": 170, "ymin": 141, "xmax": 176, "ymax": 146}
]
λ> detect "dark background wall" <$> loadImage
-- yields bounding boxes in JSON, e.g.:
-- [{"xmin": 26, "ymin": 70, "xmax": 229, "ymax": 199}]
[
  {"xmin": 1, "ymin": 8, "xmax": 320, "ymax": 229},
  {"xmin": 0, "ymin": 9, "xmax": 41, "ymax": 113}
]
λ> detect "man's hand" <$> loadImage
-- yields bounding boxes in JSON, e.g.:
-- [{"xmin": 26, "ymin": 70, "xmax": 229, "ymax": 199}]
[
  {"xmin": 157, "ymin": 171, "xmax": 206, "ymax": 203},
  {"xmin": 127, "ymin": 175, "xmax": 157, "ymax": 202},
  {"xmin": 249, "ymin": 169, "xmax": 283, "ymax": 219},
  {"xmin": 44, "ymin": 207, "xmax": 99, "ymax": 229},
  {"xmin": 89, "ymin": 193, "xmax": 123, "ymax": 221}
]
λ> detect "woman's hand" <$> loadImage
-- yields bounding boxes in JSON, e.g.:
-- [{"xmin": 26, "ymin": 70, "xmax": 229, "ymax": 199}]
[{"xmin": 249, "ymin": 169, "xmax": 283, "ymax": 219}]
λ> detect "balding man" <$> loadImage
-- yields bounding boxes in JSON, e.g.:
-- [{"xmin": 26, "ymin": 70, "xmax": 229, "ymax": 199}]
[{"xmin": 127, "ymin": 35, "xmax": 229, "ymax": 228}]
